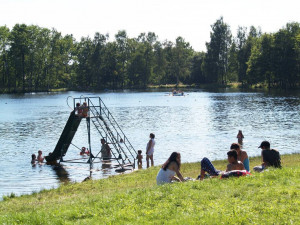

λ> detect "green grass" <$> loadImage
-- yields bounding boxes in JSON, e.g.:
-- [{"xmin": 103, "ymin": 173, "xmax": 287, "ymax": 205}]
[{"xmin": 0, "ymin": 154, "xmax": 299, "ymax": 224}]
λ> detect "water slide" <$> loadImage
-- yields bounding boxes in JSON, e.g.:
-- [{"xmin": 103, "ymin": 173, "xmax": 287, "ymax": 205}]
[{"xmin": 45, "ymin": 111, "xmax": 82, "ymax": 162}]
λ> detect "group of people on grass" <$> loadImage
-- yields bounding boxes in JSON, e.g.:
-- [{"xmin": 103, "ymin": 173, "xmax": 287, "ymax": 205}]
[{"xmin": 156, "ymin": 134, "xmax": 281, "ymax": 185}]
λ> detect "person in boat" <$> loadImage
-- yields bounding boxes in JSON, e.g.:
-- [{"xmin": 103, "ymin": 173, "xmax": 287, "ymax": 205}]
[
  {"xmin": 136, "ymin": 150, "xmax": 143, "ymax": 169},
  {"xmin": 75, "ymin": 102, "xmax": 83, "ymax": 116},
  {"xmin": 146, "ymin": 133, "xmax": 155, "ymax": 168},
  {"xmin": 100, "ymin": 139, "xmax": 112, "ymax": 160},
  {"xmin": 31, "ymin": 154, "xmax": 37, "ymax": 165},
  {"xmin": 37, "ymin": 150, "xmax": 44, "ymax": 163},
  {"xmin": 237, "ymin": 130, "xmax": 244, "ymax": 145},
  {"xmin": 80, "ymin": 147, "xmax": 90, "ymax": 156},
  {"xmin": 230, "ymin": 143, "xmax": 250, "ymax": 172},
  {"xmin": 253, "ymin": 141, "xmax": 281, "ymax": 172},
  {"xmin": 81, "ymin": 102, "xmax": 89, "ymax": 117},
  {"xmin": 156, "ymin": 152, "xmax": 184, "ymax": 185},
  {"xmin": 199, "ymin": 150, "xmax": 245, "ymax": 180}
]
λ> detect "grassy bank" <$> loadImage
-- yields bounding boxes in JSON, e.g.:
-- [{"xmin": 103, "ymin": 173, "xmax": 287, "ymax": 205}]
[{"xmin": 0, "ymin": 154, "xmax": 299, "ymax": 224}]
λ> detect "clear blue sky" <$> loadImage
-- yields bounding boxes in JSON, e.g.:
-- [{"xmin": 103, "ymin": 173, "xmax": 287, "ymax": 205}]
[{"xmin": 1, "ymin": 0, "xmax": 300, "ymax": 51}]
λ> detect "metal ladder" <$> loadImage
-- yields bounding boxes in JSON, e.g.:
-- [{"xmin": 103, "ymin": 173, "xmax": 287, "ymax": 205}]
[{"xmin": 73, "ymin": 97, "xmax": 137, "ymax": 169}]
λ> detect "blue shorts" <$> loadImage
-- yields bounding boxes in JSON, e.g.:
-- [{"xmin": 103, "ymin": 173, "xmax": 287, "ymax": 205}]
[{"xmin": 201, "ymin": 157, "xmax": 221, "ymax": 176}]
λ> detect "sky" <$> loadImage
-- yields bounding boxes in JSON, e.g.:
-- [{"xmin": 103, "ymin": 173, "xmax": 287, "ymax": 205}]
[{"xmin": 1, "ymin": 0, "xmax": 300, "ymax": 51}]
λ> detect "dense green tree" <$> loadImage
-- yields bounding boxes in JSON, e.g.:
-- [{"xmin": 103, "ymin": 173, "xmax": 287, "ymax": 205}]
[
  {"xmin": 9, "ymin": 24, "xmax": 30, "ymax": 91},
  {"xmin": 0, "ymin": 26, "xmax": 10, "ymax": 89},
  {"xmin": 272, "ymin": 23, "xmax": 300, "ymax": 88},
  {"xmin": 171, "ymin": 37, "xmax": 193, "ymax": 84},
  {"xmin": 226, "ymin": 42, "xmax": 238, "ymax": 82},
  {"xmin": 1, "ymin": 20, "xmax": 300, "ymax": 93},
  {"xmin": 203, "ymin": 17, "xmax": 232, "ymax": 84},
  {"xmin": 236, "ymin": 26, "xmax": 248, "ymax": 84},
  {"xmin": 152, "ymin": 41, "xmax": 167, "ymax": 84},
  {"xmin": 115, "ymin": 30, "xmax": 129, "ymax": 88},
  {"xmin": 190, "ymin": 51, "xmax": 206, "ymax": 83}
]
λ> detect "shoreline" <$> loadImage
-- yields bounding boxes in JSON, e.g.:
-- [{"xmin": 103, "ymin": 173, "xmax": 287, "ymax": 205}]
[
  {"xmin": 0, "ymin": 153, "xmax": 299, "ymax": 224},
  {"xmin": 1, "ymin": 152, "xmax": 298, "ymax": 199},
  {"xmin": 2, "ymin": 83, "xmax": 300, "ymax": 94}
]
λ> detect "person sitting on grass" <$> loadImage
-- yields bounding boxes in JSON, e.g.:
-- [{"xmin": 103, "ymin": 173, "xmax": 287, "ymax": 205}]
[
  {"xmin": 156, "ymin": 152, "xmax": 184, "ymax": 185},
  {"xmin": 253, "ymin": 141, "xmax": 281, "ymax": 172},
  {"xmin": 230, "ymin": 143, "xmax": 250, "ymax": 172},
  {"xmin": 199, "ymin": 150, "xmax": 245, "ymax": 180}
]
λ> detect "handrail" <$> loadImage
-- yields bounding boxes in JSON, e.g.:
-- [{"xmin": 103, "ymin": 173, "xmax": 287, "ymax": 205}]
[
  {"xmin": 66, "ymin": 96, "xmax": 137, "ymax": 166},
  {"xmin": 66, "ymin": 96, "xmax": 74, "ymax": 111}
]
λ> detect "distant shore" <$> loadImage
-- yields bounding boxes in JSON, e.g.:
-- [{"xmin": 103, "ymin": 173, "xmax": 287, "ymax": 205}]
[{"xmin": 2, "ymin": 82, "xmax": 300, "ymax": 94}]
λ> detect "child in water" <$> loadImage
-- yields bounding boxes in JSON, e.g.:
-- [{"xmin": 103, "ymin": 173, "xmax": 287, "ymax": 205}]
[
  {"xmin": 237, "ymin": 130, "xmax": 244, "ymax": 145},
  {"xmin": 136, "ymin": 150, "xmax": 143, "ymax": 169},
  {"xmin": 80, "ymin": 147, "xmax": 90, "ymax": 155},
  {"xmin": 37, "ymin": 150, "xmax": 44, "ymax": 163},
  {"xmin": 31, "ymin": 154, "xmax": 37, "ymax": 165}
]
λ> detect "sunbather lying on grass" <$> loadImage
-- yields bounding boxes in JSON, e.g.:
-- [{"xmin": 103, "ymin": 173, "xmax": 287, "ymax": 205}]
[{"xmin": 199, "ymin": 150, "xmax": 245, "ymax": 180}]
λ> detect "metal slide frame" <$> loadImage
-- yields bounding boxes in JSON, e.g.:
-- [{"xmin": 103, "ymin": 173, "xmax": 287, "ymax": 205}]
[{"xmin": 54, "ymin": 96, "xmax": 137, "ymax": 171}]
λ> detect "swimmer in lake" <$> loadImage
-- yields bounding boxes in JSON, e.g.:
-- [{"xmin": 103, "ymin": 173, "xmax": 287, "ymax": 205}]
[
  {"xmin": 37, "ymin": 150, "xmax": 44, "ymax": 163},
  {"xmin": 237, "ymin": 130, "xmax": 244, "ymax": 145},
  {"xmin": 80, "ymin": 147, "xmax": 90, "ymax": 155},
  {"xmin": 31, "ymin": 154, "xmax": 37, "ymax": 165}
]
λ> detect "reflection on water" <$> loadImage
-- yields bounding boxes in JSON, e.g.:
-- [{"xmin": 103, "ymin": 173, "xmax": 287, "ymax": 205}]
[
  {"xmin": 1, "ymin": 90, "xmax": 300, "ymax": 198},
  {"xmin": 51, "ymin": 164, "xmax": 70, "ymax": 183}
]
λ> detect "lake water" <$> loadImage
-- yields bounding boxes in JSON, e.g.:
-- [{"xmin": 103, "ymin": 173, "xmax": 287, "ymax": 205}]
[{"xmin": 1, "ymin": 89, "xmax": 300, "ymax": 198}]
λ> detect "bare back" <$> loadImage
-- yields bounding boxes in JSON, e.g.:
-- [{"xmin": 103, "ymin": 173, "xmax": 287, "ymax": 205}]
[{"xmin": 226, "ymin": 161, "xmax": 245, "ymax": 172}]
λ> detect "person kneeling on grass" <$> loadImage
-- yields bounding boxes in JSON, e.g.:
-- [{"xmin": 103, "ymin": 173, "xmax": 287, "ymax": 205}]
[
  {"xmin": 156, "ymin": 152, "xmax": 184, "ymax": 185},
  {"xmin": 199, "ymin": 150, "xmax": 245, "ymax": 180},
  {"xmin": 253, "ymin": 141, "xmax": 281, "ymax": 172}
]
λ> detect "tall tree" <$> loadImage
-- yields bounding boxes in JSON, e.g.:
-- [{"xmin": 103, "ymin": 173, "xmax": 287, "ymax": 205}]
[
  {"xmin": 115, "ymin": 30, "xmax": 129, "ymax": 88},
  {"xmin": 171, "ymin": 36, "xmax": 193, "ymax": 84},
  {"xmin": 204, "ymin": 17, "xmax": 232, "ymax": 84},
  {"xmin": 9, "ymin": 24, "xmax": 30, "ymax": 91},
  {"xmin": 0, "ymin": 26, "xmax": 10, "ymax": 89}
]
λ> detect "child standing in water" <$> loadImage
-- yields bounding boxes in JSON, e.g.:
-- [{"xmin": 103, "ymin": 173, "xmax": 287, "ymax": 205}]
[
  {"xmin": 237, "ymin": 130, "xmax": 244, "ymax": 145},
  {"xmin": 31, "ymin": 154, "xmax": 37, "ymax": 165},
  {"xmin": 136, "ymin": 150, "xmax": 143, "ymax": 169},
  {"xmin": 37, "ymin": 150, "xmax": 44, "ymax": 163}
]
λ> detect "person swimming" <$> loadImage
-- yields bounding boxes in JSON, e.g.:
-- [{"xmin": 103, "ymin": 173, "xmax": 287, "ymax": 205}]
[
  {"xmin": 37, "ymin": 150, "xmax": 44, "ymax": 163},
  {"xmin": 31, "ymin": 154, "xmax": 37, "ymax": 165}
]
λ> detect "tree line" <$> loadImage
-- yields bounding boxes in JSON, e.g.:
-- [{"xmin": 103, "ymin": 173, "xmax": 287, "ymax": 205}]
[{"xmin": 0, "ymin": 17, "xmax": 300, "ymax": 92}]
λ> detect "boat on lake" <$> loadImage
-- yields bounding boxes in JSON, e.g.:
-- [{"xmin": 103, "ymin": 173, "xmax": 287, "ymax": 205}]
[{"xmin": 172, "ymin": 90, "xmax": 184, "ymax": 96}]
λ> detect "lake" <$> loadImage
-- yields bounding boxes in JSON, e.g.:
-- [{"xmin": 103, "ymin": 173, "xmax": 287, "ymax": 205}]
[{"xmin": 1, "ymin": 89, "xmax": 300, "ymax": 198}]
